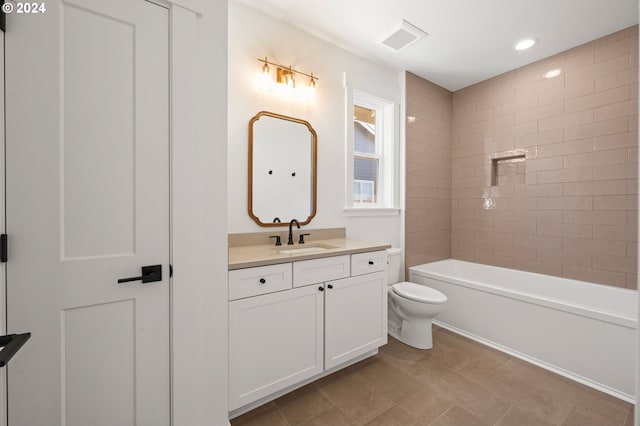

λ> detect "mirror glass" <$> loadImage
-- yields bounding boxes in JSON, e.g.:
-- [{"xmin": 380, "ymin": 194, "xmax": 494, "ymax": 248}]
[{"xmin": 249, "ymin": 111, "xmax": 317, "ymax": 227}]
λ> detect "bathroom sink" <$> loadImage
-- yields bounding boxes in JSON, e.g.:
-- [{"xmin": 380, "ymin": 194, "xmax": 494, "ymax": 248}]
[{"xmin": 277, "ymin": 243, "xmax": 336, "ymax": 255}]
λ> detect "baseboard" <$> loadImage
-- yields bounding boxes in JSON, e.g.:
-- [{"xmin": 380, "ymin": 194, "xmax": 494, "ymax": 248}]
[{"xmin": 433, "ymin": 320, "xmax": 635, "ymax": 404}]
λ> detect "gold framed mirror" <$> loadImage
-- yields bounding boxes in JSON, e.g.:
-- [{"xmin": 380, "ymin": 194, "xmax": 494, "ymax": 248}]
[{"xmin": 248, "ymin": 111, "xmax": 317, "ymax": 227}]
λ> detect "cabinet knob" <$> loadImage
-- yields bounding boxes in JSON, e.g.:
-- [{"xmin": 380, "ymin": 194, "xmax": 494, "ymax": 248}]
[
  {"xmin": 368, "ymin": 261, "xmax": 374, "ymax": 265},
  {"xmin": 318, "ymin": 286, "xmax": 324, "ymax": 292},
  {"xmin": 327, "ymin": 284, "xmax": 333, "ymax": 289},
  {"xmin": 259, "ymin": 278, "xmax": 266, "ymax": 284}
]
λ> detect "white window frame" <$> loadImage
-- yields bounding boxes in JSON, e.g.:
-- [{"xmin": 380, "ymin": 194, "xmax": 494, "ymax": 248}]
[{"xmin": 345, "ymin": 88, "xmax": 400, "ymax": 215}]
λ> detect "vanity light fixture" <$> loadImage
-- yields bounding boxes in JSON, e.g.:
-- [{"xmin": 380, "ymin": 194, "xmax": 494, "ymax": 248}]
[{"xmin": 257, "ymin": 57, "xmax": 318, "ymax": 95}]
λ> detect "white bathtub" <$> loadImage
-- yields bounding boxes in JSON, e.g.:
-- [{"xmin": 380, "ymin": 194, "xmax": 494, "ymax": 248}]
[{"xmin": 409, "ymin": 259, "xmax": 637, "ymax": 402}]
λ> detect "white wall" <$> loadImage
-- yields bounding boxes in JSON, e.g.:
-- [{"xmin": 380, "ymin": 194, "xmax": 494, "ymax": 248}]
[
  {"xmin": 228, "ymin": 1, "xmax": 403, "ymax": 247},
  {"xmin": 171, "ymin": 1, "xmax": 229, "ymax": 425}
]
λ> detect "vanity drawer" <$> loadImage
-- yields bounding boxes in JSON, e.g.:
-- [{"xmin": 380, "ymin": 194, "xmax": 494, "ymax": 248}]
[
  {"xmin": 293, "ymin": 255, "xmax": 350, "ymax": 287},
  {"xmin": 351, "ymin": 250, "xmax": 388, "ymax": 277},
  {"xmin": 229, "ymin": 263, "xmax": 292, "ymax": 300}
]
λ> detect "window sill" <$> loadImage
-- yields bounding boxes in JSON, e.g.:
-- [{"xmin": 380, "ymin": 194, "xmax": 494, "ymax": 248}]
[{"xmin": 343, "ymin": 207, "xmax": 401, "ymax": 217}]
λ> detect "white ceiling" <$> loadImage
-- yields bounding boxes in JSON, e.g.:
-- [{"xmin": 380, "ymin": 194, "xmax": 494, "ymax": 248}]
[{"xmin": 236, "ymin": 0, "xmax": 639, "ymax": 91}]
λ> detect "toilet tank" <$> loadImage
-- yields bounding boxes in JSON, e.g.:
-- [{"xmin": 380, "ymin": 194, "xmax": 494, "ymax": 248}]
[{"xmin": 386, "ymin": 248, "xmax": 403, "ymax": 285}]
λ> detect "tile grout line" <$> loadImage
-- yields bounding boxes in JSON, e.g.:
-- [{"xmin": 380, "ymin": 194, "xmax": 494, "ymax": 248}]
[{"xmin": 492, "ymin": 403, "xmax": 516, "ymax": 426}]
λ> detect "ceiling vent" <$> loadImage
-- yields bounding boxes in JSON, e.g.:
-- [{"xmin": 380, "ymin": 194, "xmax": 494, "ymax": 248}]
[{"xmin": 381, "ymin": 20, "xmax": 429, "ymax": 52}]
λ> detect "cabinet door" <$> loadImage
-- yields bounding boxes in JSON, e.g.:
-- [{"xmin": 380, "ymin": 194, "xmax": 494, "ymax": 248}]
[
  {"xmin": 229, "ymin": 285, "xmax": 324, "ymax": 410},
  {"xmin": 325, "ymin": 272, "xmax": 387, "ymax": 370}
]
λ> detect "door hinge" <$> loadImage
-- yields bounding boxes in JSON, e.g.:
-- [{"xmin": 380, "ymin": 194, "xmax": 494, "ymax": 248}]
[
  {"xmin": 0, "ymin": 234, "xmax": 7, "ymax": 263},
  {"xmin": 169, "ymin": 264, "xmax": 173, "ymax": 278}
]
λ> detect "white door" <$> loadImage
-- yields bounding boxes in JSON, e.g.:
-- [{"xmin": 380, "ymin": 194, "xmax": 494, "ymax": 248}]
[
  {"xmin": 5, "ymin": 0, "xmax": 170, "ymax": 425},
  {"xmin": 325, "ymin": 272, "xmax": 387, "ymax": 369}
]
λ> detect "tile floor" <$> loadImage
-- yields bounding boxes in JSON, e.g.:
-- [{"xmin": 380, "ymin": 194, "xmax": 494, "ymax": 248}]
[{"xmin": 230, "ymin": 326, "xmax": 634, "ymax": 425}]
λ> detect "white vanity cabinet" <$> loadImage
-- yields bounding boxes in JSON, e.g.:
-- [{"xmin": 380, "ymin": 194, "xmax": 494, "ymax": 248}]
[
  {"xmin": 324, "ymin": 272, "xmax": 387, "ymax": 369},
  {"xmin": 228, "ymin": 249, "xmax": 388, "ymax": 413},
  {"xmin": 228, "ymin": 284, "xmax": 324, "ymax": 410}
]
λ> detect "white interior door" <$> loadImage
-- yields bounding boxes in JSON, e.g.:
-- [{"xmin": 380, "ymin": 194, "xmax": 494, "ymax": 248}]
[{"xmin": 5, "ymin": 1, "xmax": 170, "ymax": 425}]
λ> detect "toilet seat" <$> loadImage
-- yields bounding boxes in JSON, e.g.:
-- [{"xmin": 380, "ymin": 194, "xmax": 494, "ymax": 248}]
[{"xmin": 391, "ymin": 282, "xmax": 447, "ymax": 304}]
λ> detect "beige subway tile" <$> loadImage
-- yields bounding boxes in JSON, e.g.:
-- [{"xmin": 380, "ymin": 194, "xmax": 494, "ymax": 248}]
[
  {"xmin": 512, "ymin": 258, "xmax": 563, "ymax": 276},
  {"xmin": 454, "ymin": 219, "xmax": 492, "ymax": 232},
  {"xmin": 539, "ymin": 80, "xmax": 594, "ymax": 106},
  {"xmin": 514, "ymin": 234, "xmax": 563, "ymax": 250},
  {"xmin": 493, "ymin": 242, "xmax": 537, "ymax": 259},
  {"xmin": 627, "ymin": 242, "xmax": 637, "ymax": 258},
  {"xmin": 451, "ymin": 249, "xmax": 475, "ymax": 262},
  {"xmin": 515, "ymin": 96, "xmax": 539, "ymax": 112},
  {"xmin": 630, "ymin": 81, "xmax": 638, "ymax": 99},
  {"xmin": 628, "ymin": 210, "xmax": 638, "ymax": 225},
  {"xmin": 593, "ymin": 195, "xmax": 637, "ymax": 210},
  {"xmin": 595, "ymin": 67, "xmax": 639, "ymax": 92},
  {"xmin": 538, "ymin": 221, "xmax": 592, "ymax": 239},
  {"xmin": 516, "ymin": 129, "xmax": 564, "ymax": 148},
  {"xmin": 452, "ymin": 209, "xmax": 475, "ymax": 220},
  {"xmin": 475, "ymin": 209, "xmax": 515, "ymax": 222},
  {"xmin": 537, "ymin": 138, "xmax": 594, "ymax": 158},
  {"xmin": 564, "ymin": 44, "xmax": 595, "ymax": 70},
  {"xmin": 563, "ymin": 179, "xmax": 628, "ymax": 195},
  {"xmin": 538, "ymin": 110, "xmax": 594, "ymax": 132},
  {"xmin": 565, "ymin": 117, "xmax": 628, "ymax": 140},
  {"xmin": 595, "ymin": 100, "xmax": 638, "ymax": 122},
  {"xmin": 525, "ymin": 172, "xmax": 538, "ymax": 184},
  {"xmin": 514, "ymin": 209, "xmax": 563, "ymax": 223},
  {"xmin": 454, "ymin": 108, "xmax": 494, "ymax": 127},
  {"xmin": 537, "ymin": 167, "xmax": 593, "ymax": 184},
  {"xmin": 563, "ymin": 149, "xmax": 628, "ymax": 168},
  {"xmin": 525, "ymin": 157, "xmax": 564, "ymax": 172},
  {"xmin": 628, "ymin": 114, "xmax": 638, "ymax": 131},
  {"xmin": 565, "ymin": 86, "xmax": 628, "ymax": 113},
  {"xmin": 594, "ymin": 131, "xmax": 638, "ymax": 150},
  {"xmin": 593, "ymin": 162, "xmax": 637, "ymax": 180},
  {"xmin": 513, "ymin": 221, "xmax": 537, "ymax": 235},
  {"xmin": 494, "ymin": 121, "xmax": 538, "ymax": 143},
  {"xmin": 563, "ymin": 210, "xmax": 628, "ymax": 225},
  {"xmin": 475, "ymin": 230, "xmax": 513, "ymax": 244},
  {"xmin": 564, "ymin": 55, "xmax": 630, "ymax": 86},
  {"xmin": 474, "ymin": 253, "xmax": 513, "ymax": 269},
  {"xmin": 628, "ymin": 179, "xmax": 638, "ymax": 195},
  {"xmin": 562, "ymin": 265, "xmax": 627, "ymax": 287},
  {"xmin": 537, "ymin": 196, "xmax": 593, "ymax": 210},
  {"xmin": 564, "ymin": 238, "xmax": 627, "ymax": 256},
  {"xmin": 515, "ymin": 102, "xmax": 564, "ymax": 125},
  {"xmin": 629, "ymin": 147, "xmax": 638, "ymax": 162},
  {"xmin": 626, "ymin": 273, "xmax": 638, "ymax": 289},
  {"xmin": 595, "ymin": 35, "xmax": 637, "ymax": 63},
  {"xmin": 593, "ymin": 253, "xmax": 637, "ymax": 273},
  {"xmin": 537, "ymin": 248, "xmax": 592, "ymax": 268},
  {"xmin": 514, "ymin": 183, "xmax": 563, "ymax": 197},
  {"xmin": 494, "ymin": 102, "xmax": 516, "ymax": 118},
  {"xmin": 594, "ymin": 224, "xmax": 638, "ymax": 241}
]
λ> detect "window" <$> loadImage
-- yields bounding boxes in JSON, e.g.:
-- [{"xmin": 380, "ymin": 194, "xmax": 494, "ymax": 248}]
[{"xmin": 346, "ymin": 89, "xmax": 398, "ymax": 212}]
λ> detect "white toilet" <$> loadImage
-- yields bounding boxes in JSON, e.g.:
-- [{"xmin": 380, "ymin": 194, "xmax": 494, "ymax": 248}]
[{"xmin": 386, "ymin": 248, "xmax": 447, "ymax": 349}]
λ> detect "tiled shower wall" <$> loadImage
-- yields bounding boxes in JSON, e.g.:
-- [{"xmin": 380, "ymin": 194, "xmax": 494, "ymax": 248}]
[
  {"xmin": 405, "ymin": 73, "xmax": 452, "ymax": 272},
  {"xmin": 450, "ymin": 26, "xmax": 639, "ymax": 288}
]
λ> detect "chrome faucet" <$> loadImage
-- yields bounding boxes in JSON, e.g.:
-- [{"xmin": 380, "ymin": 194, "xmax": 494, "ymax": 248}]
[{"xmin": 288, "ymin": 219, "xmax": 300, "ymax": 245}]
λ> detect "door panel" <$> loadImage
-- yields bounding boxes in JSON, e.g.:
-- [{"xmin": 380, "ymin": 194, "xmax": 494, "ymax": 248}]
[
  {"xmin": 5, "ymin": 0, "xmax": 170, "ymax": 425},
  {"xmin": 62, "ymin": 2, "xmax": 136, "ymax": 259}
]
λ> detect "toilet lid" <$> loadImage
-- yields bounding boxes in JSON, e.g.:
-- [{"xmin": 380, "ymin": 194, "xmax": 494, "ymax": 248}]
[{"xmin": 392, "ymin": 282, "xmax": 447, "ymax": 304}]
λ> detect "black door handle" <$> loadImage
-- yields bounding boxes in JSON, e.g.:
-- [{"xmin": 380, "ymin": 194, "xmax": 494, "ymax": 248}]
[{"xmin": 118, "ymin": 265, "xmax": 162, "ymax": 284}]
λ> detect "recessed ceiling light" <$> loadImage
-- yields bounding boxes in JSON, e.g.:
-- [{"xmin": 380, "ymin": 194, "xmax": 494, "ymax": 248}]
[
  {"xmin": 514, "ymin": 38, "xmax": 536, "ymax": 51},
  {"xmin": 544, "ymin": 68, "xmax": 562, "ymax": 79}
]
